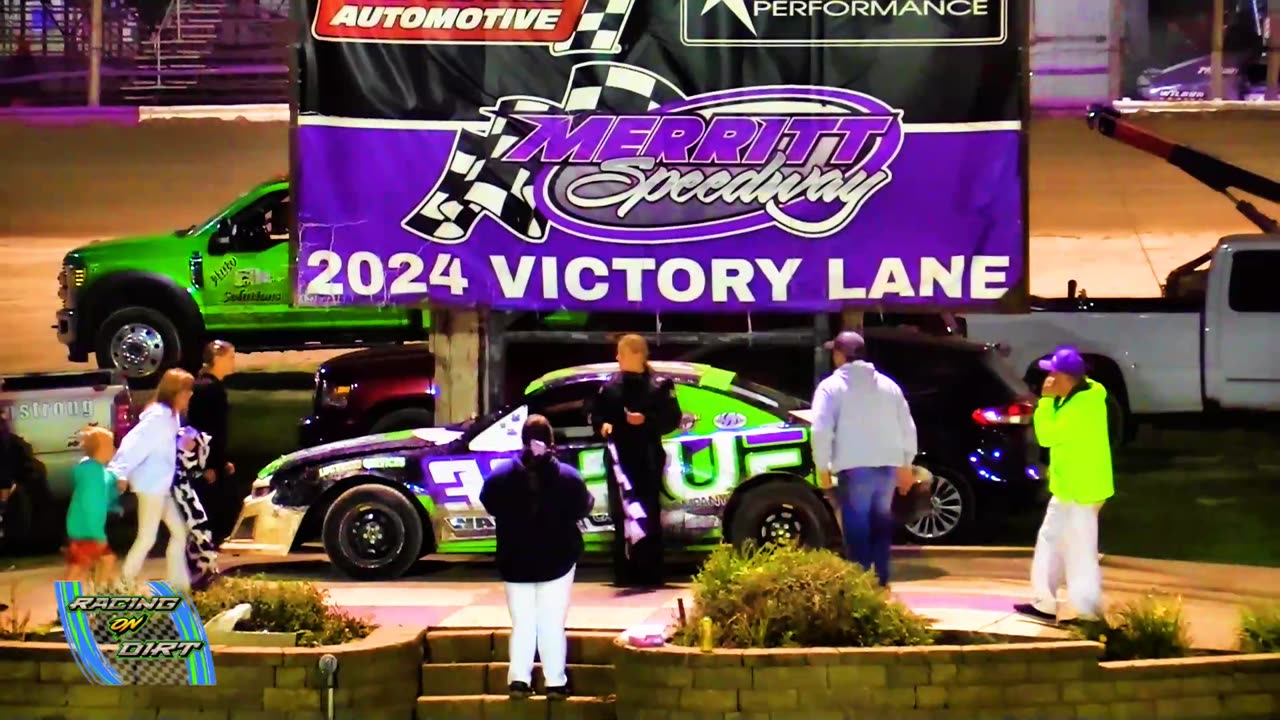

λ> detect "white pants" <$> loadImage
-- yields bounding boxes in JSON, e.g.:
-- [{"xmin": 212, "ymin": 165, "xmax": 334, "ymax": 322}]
[
  {"xmin": 505, "ymin": 566, "xmax": 575, "ymax": 688},
  {"xmin": 1031, "ymin": 497, "xmax": 1103, "ymax": 618},
  {"xmin": 121, "ymin": 492, "xmax": 191, "ymax": 590}
]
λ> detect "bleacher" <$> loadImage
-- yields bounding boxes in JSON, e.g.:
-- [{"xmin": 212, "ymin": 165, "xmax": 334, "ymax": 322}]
[{"xmin": 0, "ymin": 0, "xmax": 289, "ymax": 105}]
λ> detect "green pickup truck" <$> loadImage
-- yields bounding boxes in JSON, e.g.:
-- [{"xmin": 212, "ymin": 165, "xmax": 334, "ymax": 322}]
[{"xmin": 55, "ymin": 178, "xmax": 429, "ymax": 384}]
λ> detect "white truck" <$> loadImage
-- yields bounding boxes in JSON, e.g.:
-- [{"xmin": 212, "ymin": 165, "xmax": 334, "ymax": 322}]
[
  {"xmin": 966, "ymin": 107, "xmax": 1280, "ymax": 443},
  {"xmin": 0, "ymin": 369, "xmax": 134, "ymax": 552}
]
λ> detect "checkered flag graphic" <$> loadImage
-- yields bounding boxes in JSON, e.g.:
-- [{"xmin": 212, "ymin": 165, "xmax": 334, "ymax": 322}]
[
  {"xmin": 550, "ymin": 0, "xmax": 637, "ymax": 56},
  {"xmin": 403, "ymin": 62, "xmax": 686, "ymax": 244},
  {"xmin": 92, "ymin": 609, "xmax": 191, "ymax": 685}
]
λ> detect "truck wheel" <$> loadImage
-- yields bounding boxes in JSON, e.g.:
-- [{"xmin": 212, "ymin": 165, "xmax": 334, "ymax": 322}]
[
  {"xmin": 369, "ymin": 407, "xmax": 435, "ymax": 434},
  {"xmin": 95, "ymin": 307, "xmax": 183, "ymax": 387},
  {"xmin": 900, "ymin": 468, "xmax": 976, "ymax": 545},
  {"xmin": 322, "ymin": 484, "xmax": 424, "ymax": 580},
  {"xmin": 726, "ymin": 481, "xmax": 837, "ymax": 550}
]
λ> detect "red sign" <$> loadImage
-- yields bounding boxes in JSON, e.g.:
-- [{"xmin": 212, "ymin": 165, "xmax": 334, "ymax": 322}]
[{"xmin": 311, "ymin": 0, "xmax": 587, "ymax": 44}]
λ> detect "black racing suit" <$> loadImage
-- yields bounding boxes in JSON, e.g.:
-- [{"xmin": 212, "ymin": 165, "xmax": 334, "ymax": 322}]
[
  {"xmin": 590, "ymin": 369, "xmax": 682, "ymax": 587},
  {"xmin": 187, "ymin": 373, "xmax": 234, "ymax": 545}
]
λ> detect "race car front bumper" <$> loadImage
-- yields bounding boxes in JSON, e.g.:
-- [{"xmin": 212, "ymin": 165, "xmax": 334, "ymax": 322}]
[{"xmin": 221, "ymin": 487, "xmax": 306, "ymax": 557}]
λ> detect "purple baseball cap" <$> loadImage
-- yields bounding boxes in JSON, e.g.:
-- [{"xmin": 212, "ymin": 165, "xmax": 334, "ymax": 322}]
[{"xmin": 1039, "ymin": 346, "xmax": 1087, "ymax": 377}]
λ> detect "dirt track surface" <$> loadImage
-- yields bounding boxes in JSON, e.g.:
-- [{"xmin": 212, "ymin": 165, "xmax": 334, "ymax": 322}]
[{"xmin": 1, "ymin": 114, "xmax": 1277, "ymax": 376}]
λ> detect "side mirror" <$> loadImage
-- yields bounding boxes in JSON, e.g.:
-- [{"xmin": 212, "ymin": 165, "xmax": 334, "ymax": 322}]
[{"xmin": 209, "ymin": 220, "xmax": 233, "ymax": 255}]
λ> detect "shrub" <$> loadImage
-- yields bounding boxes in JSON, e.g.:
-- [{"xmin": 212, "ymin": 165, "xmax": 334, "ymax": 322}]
[
  {"xmin": 671, "ymin": 543, "xmax": 935, "ymax": 649},
  {"xmin": 1238, "ymin": 603, "xmax": 1280, "ymax": 654},
  {"xmin": 192, "ymin": 576, "xmax": 374, "ymax": 647},
  {"xmin": 1072, "ymin": 594, "xmax": 1191, "ymax": 661},
  {"xmin": 0, "ymin": 584, "xmax": 31, "ymax": 641}
]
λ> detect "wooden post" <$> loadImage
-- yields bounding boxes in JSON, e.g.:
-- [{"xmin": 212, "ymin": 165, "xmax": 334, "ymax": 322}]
[
  {"xmin": 429, "ymin": 309, "xmax": 481, "ymax": 424},
  {"xmin": 87, "ymin": 0, "xmax": 103, "ymax": 106},
  {"xmin": 1268, "ymin": 4, "xmax": 1279, "ymax": 100},
  {"xmin": 840, "ymin": 308, "xmax": 864, "ymax": 333},
  {"xmin": 1108, "ymin": 0, "xmax": 1125, "ymax": 101},
  {"xmin": 1210, "ymin": 0, "xmax": 1225, "ymax": 100}
]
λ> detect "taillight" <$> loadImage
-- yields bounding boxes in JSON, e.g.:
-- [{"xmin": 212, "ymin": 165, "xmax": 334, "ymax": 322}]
[
  {"xmin": 112, "ymin": 390, "xmax": 134, "ymax": 445},
  {"xmin": 972, "ymin": 401, "xmax": 1034, "ymax": 426}
]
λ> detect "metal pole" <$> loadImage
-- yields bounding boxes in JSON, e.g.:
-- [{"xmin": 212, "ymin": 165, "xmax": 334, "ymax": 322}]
[
  {"xmin": 1268, "ymin": 3, "xmax": 1279, "ymax": 100},
  {"xmin": 1108, "ymin": 0, "xmax": 1125, "ymax": 100},
  {"xmin": 87, "ymin": 0, "xmax": 102, "ymax": 106},
  {"xmin": 1210, "ymin": 0, "xmax": 1225, "ymax": 100}
]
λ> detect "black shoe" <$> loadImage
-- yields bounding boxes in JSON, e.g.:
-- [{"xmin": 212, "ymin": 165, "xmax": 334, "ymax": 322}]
[
  {"xmin": 546, "ymin": 686, "xmax": 570, "ymax": 701},
  {"xmin": 508, "ymin": 681, "xmax": 533, "ymax": 699},
  {"xmin": 1013, "ymin": 603, "xmax": 1058, "ymax": 623}
]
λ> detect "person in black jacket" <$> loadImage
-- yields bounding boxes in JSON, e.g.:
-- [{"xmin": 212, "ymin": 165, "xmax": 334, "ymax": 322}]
[
  {"xmin": 185, "ymin": 340, "xmax": 237, "ymax": 545},
  {"xmin": 590, "ymin": 335, "xmax": 682, "ymax": 589},
  {"xmin": 480, "ymin": 415, "xmax": 593, "ymax": 701}
]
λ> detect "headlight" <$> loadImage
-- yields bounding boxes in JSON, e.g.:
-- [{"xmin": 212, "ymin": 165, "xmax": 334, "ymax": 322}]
[
  {"xmin": 320, "ymin": 382, "xmax": 352, "ymax": 408},
  {"xmin": 59, "ymin": 257, "xmax": 86, "ymax": 307}
]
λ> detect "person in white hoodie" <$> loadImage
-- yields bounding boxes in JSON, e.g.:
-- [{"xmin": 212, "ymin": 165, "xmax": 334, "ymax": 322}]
[
  {"xmin": 109, "ymin": 368, "xmax": 195, "ymax": 590},
  {"xmin": 810, "ymin": 332, "xmax": 918, "ymax": 587}
]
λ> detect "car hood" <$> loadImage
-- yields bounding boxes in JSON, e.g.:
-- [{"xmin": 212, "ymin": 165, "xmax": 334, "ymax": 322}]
[
  {"xmin": 319, "ymin": 344, "xmax": 435, "ymax": 380},
  {"xmin": 258, "ymin": 427, "xmax": 464, "ymax": 478},
  {"xmin": 72, "ymin": 232, "xmax": 185, "ymax": 258}
]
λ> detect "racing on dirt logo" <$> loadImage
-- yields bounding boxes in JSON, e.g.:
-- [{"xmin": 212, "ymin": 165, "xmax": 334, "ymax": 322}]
[
  {"xmin": 311, "ymin": 0, "xmax": 637, "ymax": 55},
  {"xmin": 404, "ymin": 61, "xmax": 904, "ymax": 245},
  {"xmin": 684, "ymin": 0, "xmax": 1008, "ymax": 46},
  {"xmin": 56, "ymin": 582, "xmax": 216, "ymax": 686}
]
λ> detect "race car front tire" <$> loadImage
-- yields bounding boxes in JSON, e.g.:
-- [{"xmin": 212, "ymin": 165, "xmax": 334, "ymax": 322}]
[
  {"xmin": 726, "ymin": 481, "xmax": 837, "ymax": 550},
  {"xmin": 322, "ymin": 483, "xmax": 424, "ymax": 580}
]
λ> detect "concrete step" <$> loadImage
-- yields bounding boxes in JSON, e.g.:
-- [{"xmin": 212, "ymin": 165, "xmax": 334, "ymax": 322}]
[
  {"xmin": 421, "ymin": 662, "xmax": 615, "ymax": 697},
  {"xmin": 426, "ymin": 629, "xmax": 620, "ymax": 665},
  {"xmin": 416, "ymin": 694, "xmax": 614, "ymax": 720}
]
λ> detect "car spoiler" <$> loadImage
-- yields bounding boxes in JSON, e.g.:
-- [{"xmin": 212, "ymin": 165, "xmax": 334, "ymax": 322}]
[{"xmin": 1085, "ymin": 105, "xmax": 1279, "ymax": 235}]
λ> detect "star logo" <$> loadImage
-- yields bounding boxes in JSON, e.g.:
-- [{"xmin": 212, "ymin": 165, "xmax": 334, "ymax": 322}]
[{"xmin": 701, "ymin": 0, "xmax": 757, "ymax": 36}]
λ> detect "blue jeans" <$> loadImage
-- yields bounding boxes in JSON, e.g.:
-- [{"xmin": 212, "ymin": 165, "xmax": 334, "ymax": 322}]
[{"xmin": 837, "ymin": 467, "xmax": 896, "ymax": 586}]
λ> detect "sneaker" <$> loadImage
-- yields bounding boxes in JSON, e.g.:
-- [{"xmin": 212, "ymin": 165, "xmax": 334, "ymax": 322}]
[
  {"xmin": 546, "ymin": 686, "xmax": 570, "ymax": 701},
  {"xmin": 508, "ymin": 681, "xmax": 533, "ymax": 699},
  {"xmin": 1013, "ymin": 603, "xmax": 1058, "ymax": 623}
]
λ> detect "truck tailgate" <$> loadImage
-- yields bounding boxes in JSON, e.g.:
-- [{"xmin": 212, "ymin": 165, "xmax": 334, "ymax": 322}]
[{"xmin": 1, "ymin": 371, "xmax": 129, "ymax": 498}]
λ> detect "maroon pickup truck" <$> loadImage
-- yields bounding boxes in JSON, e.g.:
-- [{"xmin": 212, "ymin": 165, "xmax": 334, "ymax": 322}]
[{"xmin": 298, "ymin": 312, "xmax": 966, "ymax": 448}]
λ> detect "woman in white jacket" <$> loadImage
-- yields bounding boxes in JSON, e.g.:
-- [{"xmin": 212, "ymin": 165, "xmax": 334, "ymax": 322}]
[{"xmin": 109, "ymin": 369, "xmax": 195, "ymax": 589}]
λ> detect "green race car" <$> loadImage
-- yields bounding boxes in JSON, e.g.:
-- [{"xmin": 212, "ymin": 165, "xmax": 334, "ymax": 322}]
[
  {"xmin": 225, "ymin": 361, "xmax": 839, "ymax": 579},
  {"xmin": 55, "ymin": 178, "xmax": 428, "ymax": 384}
]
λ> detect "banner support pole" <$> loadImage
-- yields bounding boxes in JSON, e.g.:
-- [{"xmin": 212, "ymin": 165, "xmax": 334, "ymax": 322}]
[
  {"xmin": 1268, "ymin": 2, "xmax": 1279, "ymax": 100},
  {"xmin": 87, "ymin": 0, "xmax": 103, "ymax": 106},
  {"xmin": 1210, "ymin": 0, "xmax": 1225, "ymax": 100}
]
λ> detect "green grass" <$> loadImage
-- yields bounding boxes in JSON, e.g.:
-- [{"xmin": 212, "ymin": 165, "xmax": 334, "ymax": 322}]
[{"xmin": 227, "ymin": 390, "xmax": 313, "ymax": 481}]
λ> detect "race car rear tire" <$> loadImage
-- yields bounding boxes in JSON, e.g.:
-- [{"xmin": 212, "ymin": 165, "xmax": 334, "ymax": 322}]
[
  {"xmin": 322, "ymin": 483, "xmax": 424, "ymax": 580},
  {"xmin": 94, "ymin": 306, "xmax": 184, "ymax": 388},
  {"xmin": 726, "ymin": 481, "xmax": 837, "ymax": 550}
]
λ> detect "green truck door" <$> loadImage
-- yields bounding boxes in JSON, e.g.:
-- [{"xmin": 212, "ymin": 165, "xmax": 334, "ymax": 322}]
[{"xmin": 199, "ymin": 190, "xmax": 407, "ymax": 331}]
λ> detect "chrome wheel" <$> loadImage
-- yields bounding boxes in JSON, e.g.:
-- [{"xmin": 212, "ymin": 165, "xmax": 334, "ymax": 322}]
[
  {"xmin": 109, "ymin": 323, "xmax": 165, "ymax": 377},
  {"xmin": 905, "ymin": 475, "xmax": 964, "ymax": 540}
]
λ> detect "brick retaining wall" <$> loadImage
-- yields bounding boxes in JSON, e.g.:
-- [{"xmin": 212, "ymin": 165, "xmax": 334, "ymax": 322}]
[
  {"xmin": 0, "ymin": 627, "xmax": 424, "ymax": 720},
  {"xmin": 613, "ymin": 639, "xmax": 1280, "ymax": 720}
]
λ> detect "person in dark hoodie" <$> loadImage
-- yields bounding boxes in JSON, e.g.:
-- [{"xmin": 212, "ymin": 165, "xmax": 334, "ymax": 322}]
[
  {"xmin": 590, "ymin": 335, "xmax": 682, "ymax": 589},
  {"xmin": 186, "ymin": 340, "xmax": 236, "ymax": 545},
  {"xmin": 480, "ymin": 415, "xmax": 593, "ymax": 701}
]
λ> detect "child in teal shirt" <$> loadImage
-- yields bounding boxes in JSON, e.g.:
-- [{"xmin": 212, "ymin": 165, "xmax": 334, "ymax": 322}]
[{"xmin": 65, "ymin": 426, "xmax": 126, "ymax": 584}]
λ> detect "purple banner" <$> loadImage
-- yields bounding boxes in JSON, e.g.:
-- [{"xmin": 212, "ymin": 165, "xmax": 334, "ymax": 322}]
[{"xmin": 296, "ymin": 65, "xmax": 1024, "ymax": 311}]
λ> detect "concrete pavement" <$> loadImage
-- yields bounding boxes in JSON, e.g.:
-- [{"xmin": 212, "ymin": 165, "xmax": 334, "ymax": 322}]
[{"xmin": 2, "ymin": 550, "xmax": 1273, "ymax": 651}]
